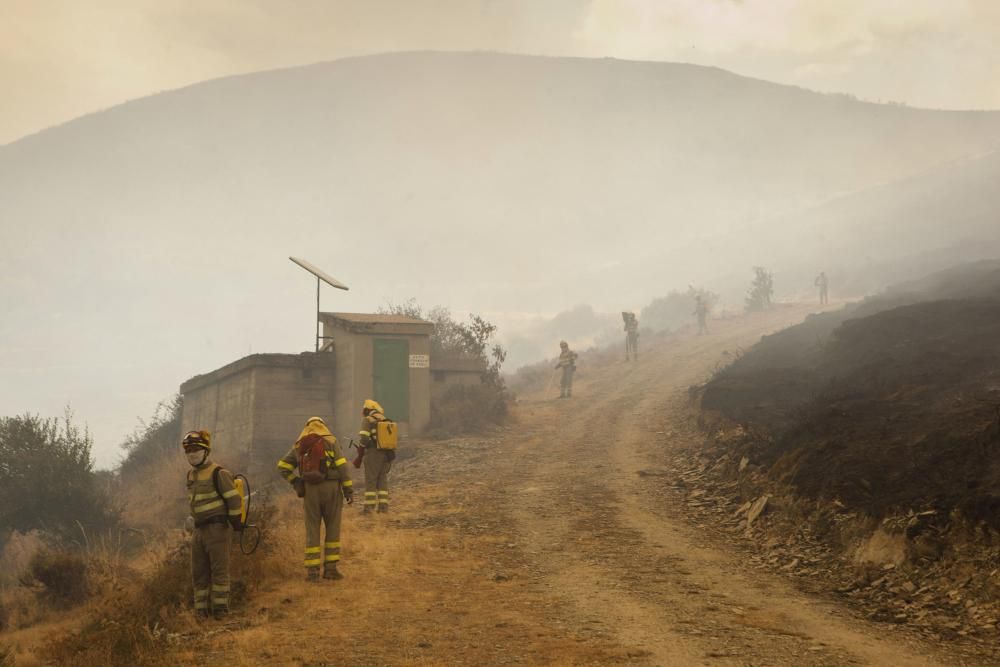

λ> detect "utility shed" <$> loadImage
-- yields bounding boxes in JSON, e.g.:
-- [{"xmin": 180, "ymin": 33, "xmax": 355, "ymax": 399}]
[
  {"xmin": 430, "ymin": 356, "xmax": 488, "ymax": 402},
  {"xmin": 320, "ymin": 312, "xmax": 434, "ymax": 439},
  {"xmin": 179, "ymin": 353, "xmax": 336, "ymax": 473}
]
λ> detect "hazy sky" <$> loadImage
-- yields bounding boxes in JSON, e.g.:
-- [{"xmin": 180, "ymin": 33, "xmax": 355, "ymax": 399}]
[{"xmin": 3, "ymin": 0, "xmax": 1000, "ymax": 145}]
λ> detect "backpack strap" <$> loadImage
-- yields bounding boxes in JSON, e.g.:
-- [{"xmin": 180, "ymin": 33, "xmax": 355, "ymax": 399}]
[{"xmin": 211, "ymin": 464, "xmax": 223, "ymax": 500}]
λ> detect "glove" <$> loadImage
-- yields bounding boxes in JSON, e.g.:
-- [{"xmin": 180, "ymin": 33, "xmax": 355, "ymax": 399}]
[
  {"xmin": 293, "ymin": 478, "xmax": 306, "ymax": 498},
  {"xmin": 343, "ymin": 487, "xmax": 354, "ymax": 504}
]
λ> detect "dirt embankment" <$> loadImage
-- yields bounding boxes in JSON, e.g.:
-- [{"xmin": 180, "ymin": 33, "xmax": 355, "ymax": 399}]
[{"xmin": 695, "ymin": 261, "xmax": 1000, "ymax": 645}]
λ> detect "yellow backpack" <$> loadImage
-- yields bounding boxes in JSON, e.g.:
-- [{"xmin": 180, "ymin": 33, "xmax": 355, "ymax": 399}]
[{"xmin": 375, "ymin": 420, "xmax": 398, "ymax": 450}]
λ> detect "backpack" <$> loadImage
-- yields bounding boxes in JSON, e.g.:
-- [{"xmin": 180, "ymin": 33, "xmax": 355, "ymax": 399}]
[
  {"xmin": 375, "ymin": 420, "xmax": 398, "ymax": 450},
  {"xmin": 295, "ymin": 433, "xmax": 331, "ymax": 484},
  {"xmin": 209, "ymin": 466, "xmax": 249, "ymax": 527}
]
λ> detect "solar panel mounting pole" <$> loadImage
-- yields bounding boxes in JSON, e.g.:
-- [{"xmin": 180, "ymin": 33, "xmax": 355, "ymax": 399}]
[
  {"xmin": 289, "ymin": 257, "xmax": 350, "ymax": 352},
  {"xmin": 315, "ymin": 275, "xmax": 321, "ymax": 352}
]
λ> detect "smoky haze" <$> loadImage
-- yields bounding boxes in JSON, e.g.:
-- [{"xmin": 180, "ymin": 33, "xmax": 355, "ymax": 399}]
[{"xmin": 2, "ymin": 51, "xmax": 1000, "ymax": 466}]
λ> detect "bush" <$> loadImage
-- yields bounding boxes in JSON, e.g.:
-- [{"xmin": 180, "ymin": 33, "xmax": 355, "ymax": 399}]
[
  {"xmin": 44, "ymin": 542, "xmax": 192, "ymax": 666},
  {"xmin": 26, "ymin": 548, "xmax": 89, "ymax": 606},
  {"xmin": 0, "ymin": 412, "xmax": 119, "ymax": 541}
]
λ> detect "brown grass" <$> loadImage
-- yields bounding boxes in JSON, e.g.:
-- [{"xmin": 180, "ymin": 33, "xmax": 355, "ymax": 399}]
[{"xmin": 119, "ymin": 450, "xmax": 189, "ymax": 532}]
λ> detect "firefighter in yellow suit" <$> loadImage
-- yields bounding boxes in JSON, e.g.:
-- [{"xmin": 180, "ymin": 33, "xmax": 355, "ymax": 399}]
[
  {"xmin": 358, "ymin": 399, "xmax": 394, "ymax": 514},
  {"xmin": 183, "ymin": 430, "xmax": 242, "ymax": 618},
  {"xmin": 276, "ymin": 417, "xmax": 354, "ymax": 581}
]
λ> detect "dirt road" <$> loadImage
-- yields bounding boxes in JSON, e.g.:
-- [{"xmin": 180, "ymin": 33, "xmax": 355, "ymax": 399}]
[
  {"xmin": 200, "ymin": 305, "xmax": 971, "ymax": 666},
  {"xmin": 481, "ymin": 306, "xmax": 956, "ymax": 666}
]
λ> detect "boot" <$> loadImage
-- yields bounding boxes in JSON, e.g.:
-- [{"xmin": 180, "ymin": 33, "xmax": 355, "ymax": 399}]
[
  {"xmin": 306, "ymin": 568, "xmax": 320, "ymax": 582},
  {"xmin": 213, "ymin": 608, "xmax": 229, "ymax": 621},
  {"xmin": 377, "ymin": 504, "xmax": 389, "ymax": 514},
  {"xmin": 362, "ymin": 505, "xmax": 373, "ymax": 515},
  {"xmin": 323, "ymin": 565, "xmax": 344, "ymax": 580}
]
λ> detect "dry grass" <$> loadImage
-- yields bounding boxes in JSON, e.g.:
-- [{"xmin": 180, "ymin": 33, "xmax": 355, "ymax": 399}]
[
  {"xmin": 119, "ymin": 450, "xmax": 189, "ymax": 532},
  {"xmin": 2, "ymin": 443, "xmax": 624, "ymax": 666}
]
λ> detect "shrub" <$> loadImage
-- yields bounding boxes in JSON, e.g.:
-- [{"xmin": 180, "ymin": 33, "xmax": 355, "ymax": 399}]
[
  {"xmin": 44, "ymin": 542, "xmax": 191, "ymax": 666},
  {"xmin": 26, "ymin": 548, "xmax": 89, "ymax": 606},
  {"xmin": 0, "ymin": 642, "xmax": 13, "ymax": 667},
  {"xmin": 0, "ymin": 412, "xmax": 119, "ymax": 541}
]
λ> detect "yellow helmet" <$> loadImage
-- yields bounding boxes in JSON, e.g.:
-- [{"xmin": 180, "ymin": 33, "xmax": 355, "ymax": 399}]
[
  {"xmin": 363, "ymin": 399, "xmax": 384, "ymax": 414},
  {"xmin": 181, "ymin": 430, "xmax": 211, "ymax": 451},
  {"xmin": 305, "ymin": 416, "xmax": 326, "ymax": 426}
]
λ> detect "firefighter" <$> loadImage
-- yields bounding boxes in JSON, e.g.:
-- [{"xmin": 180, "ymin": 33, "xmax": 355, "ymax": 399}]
[
  {"xmin": 694, "ymin": 295, "xmax": 710, "ymax": 335},
  {"xmin": 555, "ymin": 341, "xmax": 578, "ymax": 398},
  {"xmin": 277, "ymin": 417, "xmax": 354, "ymax": 581},
  {"xmin": 623, "ymin": 311, "xmax": 639, "ymax": 361},
  {"xmin": 815, "ymin": 271, "xmax": 829, "ymax": 305},
  {"xmin": 357, "ymin": 399, "xmax": 393, "ymax": 514},
  {"xmin": 183, "ymin": 430, "xmax": 241, "ymax": 618}
]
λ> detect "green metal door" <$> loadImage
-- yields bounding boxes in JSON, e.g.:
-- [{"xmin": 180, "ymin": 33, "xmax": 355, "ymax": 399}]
[{"xmin": 373, "ymin": 338, "xmax": 409, "ymax": 421}]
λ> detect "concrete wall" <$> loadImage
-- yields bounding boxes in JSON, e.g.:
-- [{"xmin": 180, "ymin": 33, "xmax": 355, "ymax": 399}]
[
  {"xmin": 430, "ymin": 356, "xmax": 487, "ymax": 403},
  {"xmin": 180, "ymin": 353, "xmax": 336, "ymax": 477},
  {"xmin": 180, "ymin": 364, "xmax": 256, "ymax": 464},
  {"xmin": 250, "ymin": 357, "xmax": 336, "ymax": 465}
]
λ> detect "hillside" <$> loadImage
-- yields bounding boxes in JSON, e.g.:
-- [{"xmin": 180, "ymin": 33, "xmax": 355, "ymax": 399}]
[
  {"xmin": 3, "ymin": 51, "xmax": 1000, "ymax": 458},
  {"xmin": 702, "ymin": 260, "xmax": 1000, "ymax": 521}
]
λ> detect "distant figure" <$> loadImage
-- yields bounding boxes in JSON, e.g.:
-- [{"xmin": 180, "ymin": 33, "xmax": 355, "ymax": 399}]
[
  {"xmin": 815, "ymin": 271, "xmax": 829, "ymax": 305},
  {"xmin": 622, "ymin": 311, "xmax": 639, "ymax": 361},
  {"xmin": 555, "ymin": 341, "xmax": 578, "ymax": 398},
  {"xmin": 694, "ymin": 295, "xmax": 709, "ymax": 335}
]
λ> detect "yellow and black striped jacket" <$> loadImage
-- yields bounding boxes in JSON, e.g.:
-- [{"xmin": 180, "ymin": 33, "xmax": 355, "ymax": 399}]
[{"xmin": 186, "ymin": 461, "xmax": 241, "ymax": 528}]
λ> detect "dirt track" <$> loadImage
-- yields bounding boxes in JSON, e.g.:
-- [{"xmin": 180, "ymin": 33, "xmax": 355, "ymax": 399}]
[{"xmin": 201, "ymin": 305, "xmax": 973, "ymax": 666}]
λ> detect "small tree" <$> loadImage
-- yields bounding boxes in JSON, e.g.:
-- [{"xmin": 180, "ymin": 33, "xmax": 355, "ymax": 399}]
[
  {"xmin": 0, "ymin": 412, "xmax": 118, "ymax": 541},
  {"xmin": 745, "ymin": 266, "xmax": 774, "ymax": 312}
]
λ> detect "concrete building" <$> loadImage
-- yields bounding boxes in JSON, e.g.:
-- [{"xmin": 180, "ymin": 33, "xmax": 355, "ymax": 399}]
[{"xmin": 180, "ymin": 312, "xmax": 444, "ymax": 473}]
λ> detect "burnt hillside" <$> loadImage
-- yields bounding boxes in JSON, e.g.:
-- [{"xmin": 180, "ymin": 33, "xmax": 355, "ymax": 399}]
[{"xmin": 702, "ymin": 261, "xmax": 1000, "ymax": 522}]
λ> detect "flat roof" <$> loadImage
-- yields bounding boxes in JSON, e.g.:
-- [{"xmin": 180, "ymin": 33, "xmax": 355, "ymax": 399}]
[
  {"xmin": 321, "ymin": 311, "xmax": 435, "ymax": 336},
  {"xmin": 325, "ymin": 312, "xmax": 431, "ymax": 325},
  {"xmin": 180, "ymin": 352, "xmax": 335, "ymax": 394}
]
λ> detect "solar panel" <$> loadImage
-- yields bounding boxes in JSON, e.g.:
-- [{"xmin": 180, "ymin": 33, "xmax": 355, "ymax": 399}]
[{"xmin": 289, "ymin": 257, "xmax": 349, "ymax": 291}]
